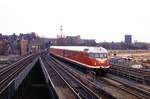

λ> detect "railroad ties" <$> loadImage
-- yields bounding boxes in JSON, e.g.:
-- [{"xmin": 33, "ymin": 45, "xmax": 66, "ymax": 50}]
[
  {"xmin": 1, "ymin": 53, "xmax": 150, "ymax": 99},
  {"xmin": 0, "ymin": 54, "xmax": 38, "ymax": 99},
  {"xmin": 40, "ymin": 54, "xmax": 103, "ymax": 99},
  {"xmin": 40, "ymin": 53, "xmax": 150, "ymax": 99},
  {"xmin": 109, "ymin": 59, "xmax": 150, "ymax": 85}
]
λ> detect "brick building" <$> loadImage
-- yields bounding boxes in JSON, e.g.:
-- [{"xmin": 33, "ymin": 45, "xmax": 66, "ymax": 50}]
[
  {"xmin": 0, "ymin": 40, "xmax": 8, "ymax": 55},
  {"xmin": 20, "ymin": 39, "xmax": 28, "ymax": 55}
]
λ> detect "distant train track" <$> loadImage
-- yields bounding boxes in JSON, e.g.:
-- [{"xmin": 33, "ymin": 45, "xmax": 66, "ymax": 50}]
[
  {"xmin": 110, "ymin": 60, "xmax": 150, "ymax": 75},
  {"xmin": 47, "ymin": 54, "xmax": 150, "ymax": 99},
  {"xmin": 109, "ymin": 63, "xmax": 150, "ymax": 85},
  {"xmin": 0, "ymin": 54, "xmax": 36, "ymax": 94},
  {"xmin": 97, "ymin": 75, "xmax": 150, "ymax": 99},
  {"xmin": 0, "ymin": 55, "xmax": 32, "ymax": 73},
  {"xmin": 41, "ymin": 54, "xmax": 103, "ymax": 99}
]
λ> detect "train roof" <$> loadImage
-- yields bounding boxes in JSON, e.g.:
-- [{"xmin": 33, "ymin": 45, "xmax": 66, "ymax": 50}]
[{"xmin": 50, "ymin": 46, "xmax": 108, "ymax": 53}]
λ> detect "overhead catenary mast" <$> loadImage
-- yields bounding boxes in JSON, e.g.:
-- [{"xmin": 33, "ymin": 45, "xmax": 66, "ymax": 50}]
[
  {"xmin": 60, "ymin": 25, "xmax": 63, "ymax": 38},
  {"xmin": 57, "ymin": 25, "xmax": 65, "ymax": 45}
]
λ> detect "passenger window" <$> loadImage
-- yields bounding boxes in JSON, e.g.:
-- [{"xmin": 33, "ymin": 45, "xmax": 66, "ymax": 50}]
[
  {"xmin": 89, "ymin": 53, "xmax": 94, "ymax": 58},
  {"xmin": 95, "ymin": 53, "xmax": 99, "ymax": 58},
  {"xmin": 89, "ymin": 53, "xmax": 92, "ymax": 58}
]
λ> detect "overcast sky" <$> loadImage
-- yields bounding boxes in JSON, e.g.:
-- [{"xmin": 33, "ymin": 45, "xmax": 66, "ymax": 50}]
[{"xmin": 0, "ymin": 0, "xmax": 150, "ymax": 42}]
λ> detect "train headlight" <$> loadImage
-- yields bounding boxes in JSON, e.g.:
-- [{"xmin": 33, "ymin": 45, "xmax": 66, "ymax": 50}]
[{"xmin": 99, "ymin": 61, "xmax": 105, "ymax": 64}]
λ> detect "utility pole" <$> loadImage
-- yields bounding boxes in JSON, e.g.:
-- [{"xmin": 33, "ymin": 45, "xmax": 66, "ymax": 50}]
[
  {"xmin": 60, "ymin": 25, "xmax": 64, "ymax": 45},
  {"xmin": 60, "ymin": 25, "xmax": 63, "ymax": 38}
]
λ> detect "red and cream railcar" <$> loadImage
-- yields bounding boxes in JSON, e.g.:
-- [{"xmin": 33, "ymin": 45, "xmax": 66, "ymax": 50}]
[{"xmin": 49, "ymin": 46, "xmax": 110, "ymax": 75}]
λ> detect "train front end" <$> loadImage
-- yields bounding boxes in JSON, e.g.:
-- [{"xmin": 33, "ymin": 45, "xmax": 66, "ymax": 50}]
[{"xmin": 86, "ymin": 47, "xmax": 110, "ymax": 75}]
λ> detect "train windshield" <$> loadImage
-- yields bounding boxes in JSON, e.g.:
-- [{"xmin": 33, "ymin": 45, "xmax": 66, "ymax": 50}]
[{"xmin": 89, "ymin": 53, "xmax": 107, "ymax": 58}]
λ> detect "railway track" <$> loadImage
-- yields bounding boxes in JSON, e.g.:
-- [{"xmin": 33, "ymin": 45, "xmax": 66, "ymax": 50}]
[
  {"xmin": 105, "ymin": 74, "xmax": 150, "ymax": 98},
  {"xmin": 0, "ymin": 55, "xmax": 32, "ymax": 73},
  {"xmin": 41, "ymin": 54, "xmax": 104, "ymax": 99},
  {"xmin": 43, "ymin": 54, "xmax": 116, "ymax": 99},
  {"xmin": 41, "ymin": 56, "xmax": 81, "ymax": 99},
  {"xmin": 48, "ymin": 54, "xmax": 150, "ymax": 99},
  {"xmin": 109, "ymin": 59, "xmax": 150, "ymax": 83},
  {"xmin": 97, "ymin": 76, "xmax": 150, "ymax": 99},
  {"xmin": 0, "ymin": 54, "xmax": 37, "ymax": 94},
  {"xmin": 109, "ymin": 64, "xmax": 150, "ymax": 85}
]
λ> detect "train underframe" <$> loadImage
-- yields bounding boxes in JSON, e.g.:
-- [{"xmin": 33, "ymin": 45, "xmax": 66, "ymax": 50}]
[{"xmin": 91, "ymin": 68, "xmax": 109, "ymax": 75}]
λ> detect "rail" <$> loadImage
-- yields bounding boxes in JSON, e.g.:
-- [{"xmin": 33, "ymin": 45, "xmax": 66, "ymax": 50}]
[
  {"xmin": 41, "ymin": 54, "xmax": 101, "ymax": 99},
  {"xmin": 0, "ymin": 54, "xmax": 36, "ymax": 94},
  {"xmin": 48, "ymin": 54, "xmax": 150, "ymax": 99}
]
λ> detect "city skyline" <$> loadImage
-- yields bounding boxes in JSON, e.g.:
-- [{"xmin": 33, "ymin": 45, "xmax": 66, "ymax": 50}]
[{"xmin": 0, "ymin": 0, "xmax": 150, "ymax": 42}]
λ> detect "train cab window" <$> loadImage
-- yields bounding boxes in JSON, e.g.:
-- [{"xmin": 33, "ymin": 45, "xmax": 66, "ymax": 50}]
[
  {"xmin": 104, "ymin": 53, "xmax": 107, "ymax": 58},
  {"xmin": 95, "ymin": 53, "xmax": 99, "ymax": 58},
  {"xmin": 89, "ymin": 53, "xmax": 107, "ymax": 58},
  {"xmin": 89, "ymin": 53, "xmax": 95, "ymax": 58},
  {"xmin": 99, "ymin": 54, "xmax": 103, "ymax": 58},
  {"xmin": 100, "ymin": 53, "xmax": 107, "ymax": 58}
]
